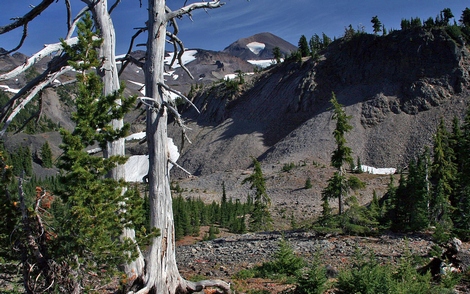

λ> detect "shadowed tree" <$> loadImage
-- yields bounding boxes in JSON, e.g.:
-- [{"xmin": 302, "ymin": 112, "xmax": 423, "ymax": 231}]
[
  {"xmin": 298, "ymin": 35, "xmax": 310, "ymax": 57},
  {"xmin": 371, "ymin": 16, "xmax": 382, "ymax": 35}
]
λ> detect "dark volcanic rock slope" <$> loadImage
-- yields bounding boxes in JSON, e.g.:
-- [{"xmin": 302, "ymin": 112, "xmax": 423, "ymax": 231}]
[{"xmin": 173, "ymin": 28, "xmax": 470, "ymax": 177}]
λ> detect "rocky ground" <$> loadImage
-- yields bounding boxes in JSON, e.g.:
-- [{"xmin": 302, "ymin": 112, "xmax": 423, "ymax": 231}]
[{"xmin": 175, "ymin": 229, "xmax": 470, "ymax": 293}]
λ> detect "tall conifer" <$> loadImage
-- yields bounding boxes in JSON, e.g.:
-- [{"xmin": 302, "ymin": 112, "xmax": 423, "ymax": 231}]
[{"xmin": 242, "ymin": 157, "xmax": 272, "ymax": 231}]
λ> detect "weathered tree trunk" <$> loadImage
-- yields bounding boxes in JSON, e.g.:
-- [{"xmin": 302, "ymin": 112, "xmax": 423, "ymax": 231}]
[
  {"xmin": 137, "ymin": 1, "xmax": 230, "ymax": 293},
  {"xmin": 90, "ymin": 0, "xmax": 145, "ymax": 284},
  {"xmin": 141, "ymin": 1, "xmax": 182, "ymax": 292}
]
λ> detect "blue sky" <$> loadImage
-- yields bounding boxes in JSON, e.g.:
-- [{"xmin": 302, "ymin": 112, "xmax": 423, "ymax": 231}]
[{"xmin": 1, "ymin": 0, "xmax": 468, "ymax": 56}]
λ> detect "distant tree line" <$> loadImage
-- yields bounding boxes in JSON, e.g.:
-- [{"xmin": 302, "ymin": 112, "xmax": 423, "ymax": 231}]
[
  {"xmin": 372, "ymin": 7, "xmax": 470, "ymax": 43},
  {"xmin": 172, "ymin": 158, "xmax": 273, "ymax": 240},
  {"xmin": 172, "ymin": 182, "xmax": 252, "ymax": 241}
]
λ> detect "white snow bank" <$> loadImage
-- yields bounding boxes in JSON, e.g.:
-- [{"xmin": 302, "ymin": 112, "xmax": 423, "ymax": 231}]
[
  {"xmin": 361, "ymin": 165, "xmax": 396, "ymax": 175},
  {"xmin": 224, "ymin": 72, "xmax": 255, "ymax": 80},
  {"xmin": 246, "ymin": 42, "xmax": 265, "ymax": 55},
  {"xmin": 164, "ymin": 50, "xmax": 197, "ymax": 69},
  {"xmin": 124, "ymin": 155, "xmax": 149, "ymax": 182},
  {"xmin": 0, "ymin": 85, "xmax": 20, "ymax": 94},
  {"xmin": 124, "ymin": 137, "xmax": 180, "ymax": 182},
  {"xmin": 248, "ymin": 59, "xmax": 275, "ymax": 68},
  {"xmin": 125, "ymin": 132, "xmax": 146, "ymax": 141}
]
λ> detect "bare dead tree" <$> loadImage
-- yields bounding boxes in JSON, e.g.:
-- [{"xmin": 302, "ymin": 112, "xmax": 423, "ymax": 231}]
[
  {"xmin": 1, "ymin": 1, "xmax": 234, "ymax": 293},
  {"xmin": 137, "ymin": 1, "xmax": 231, "ymax": 293}
]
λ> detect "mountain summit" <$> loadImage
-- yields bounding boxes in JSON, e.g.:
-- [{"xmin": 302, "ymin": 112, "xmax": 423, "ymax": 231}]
[{"xmin": 222, "ymin": 32, "xmax": 297, "ymax": 60}]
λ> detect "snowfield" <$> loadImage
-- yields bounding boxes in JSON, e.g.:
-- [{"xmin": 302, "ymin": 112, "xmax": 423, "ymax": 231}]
[
  {"xmin": 246, "ymin": 42, "xmax": 265, "ymax": 55},
  {"xmin": 248, "ymin": 59, "xmax": 276, "ymax": 68},
  {"xmin": 124, "ymin": 137, "xmax": 179, "ymax": 182},
  {"xmin": 164, "ymin": 50, "xmax": 197, "ymax": 69},
  {"xmin": 361, "ymin": 165, "xmax": 396, "ymax": 175}
]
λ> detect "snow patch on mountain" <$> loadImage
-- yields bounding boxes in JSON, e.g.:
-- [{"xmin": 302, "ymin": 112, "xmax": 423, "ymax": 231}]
[
  {"xmin": 246, "ymin": 42, "xmax": 265, "ymax": 55},
  {"xmin": 164, "ymin": 50, "xmax": 197, "ymax": 69},
  {"xmin": 124, "ymin": 137, "xmax": 179, "ymax": 182},
  {"xmin": 248, "ymin": 59, "xmax": 275, "ymax": 68},
  {"xmin": 224, "ymin": 72, "xmax": 255, "ymax": 80},
  {"xmin": 361, "ymin": 165, "xmax": 396, "ymax": 175}
]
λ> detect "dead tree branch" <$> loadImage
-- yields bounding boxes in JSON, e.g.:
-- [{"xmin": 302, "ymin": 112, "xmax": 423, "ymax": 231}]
[
  {"xmin": 157, "ymin": 82, "xmax": 199, "ymax": 113},
  {"xmin": 118, "ymin": 27, "xmax": 147, "ymax": 76},
  {"xmin": 0, "ymin": 37, "xmax": 78, "ymax": 82},
  {"xmin": 109, "ymin": 0, "xmax": 122, "ymax": 15},
  {"xmin": 0, "ymin": 0, "xmax": 55, "ymax": 55},
  {"xmin": 182, "ymin": 279, "xmax": 231, "ymax": 294},
  {"xmin": 166, "ymin": 31, "xmax": 194, "ymax": 79},
  {"xmin": 65, "ymin": 6, "xmax": 90, "ymax": 39},
  {"xmin": 0, "ymin": 64, "xmax": 73, "ymax": 137},
  {"xmin": 165, "ymin": 1, "xmax": 224, "ymax": 21},
  {"xmin": 0, "ymin": 0, "xmax": 55, "ymax": 34}
]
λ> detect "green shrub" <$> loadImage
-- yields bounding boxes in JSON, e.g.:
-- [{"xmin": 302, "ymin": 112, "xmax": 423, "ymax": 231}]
[
  {"xmin": 234, "ymin": 268, "xmax": 256, "ymax": 280},
  {"xmin": 255, "ymin": 237, "xmax": 305, "ymax": 282},
  {"xmin": 336, "ymin": 248, "xmax": 458, "ymax": 294},
  {"xmin": 348, "ymin": 175, "xmax": 366, "ymax": 190},
  {"xmin": 295, "ymin": 252, "xmax": 328, "ymax": 294},
  {"xmin": 282, "ymin": 162, "xmax": 296, "ymax": 172},
  {"xmin": 304, "ymin": 177, "xmax": 312, "ymax": 189}
]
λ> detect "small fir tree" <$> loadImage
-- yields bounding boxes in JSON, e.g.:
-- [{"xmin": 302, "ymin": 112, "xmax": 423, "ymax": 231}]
[
  {"xmin": 326, "ymin": 92, "xmax": 353, "ymax": 215},
  {"xmin": 430, "ymin": 119, "xmax": 456, "ymax": 228},
  {"xmin": 242, "ymin": 157, "xmax": 272, "ymax": 231},
  {"xmin": 272, "ymin": 46, "xmax": 282, "ymax": 64},
  {"xmin": 371, "ymin": 16, "xmax": 382, "ymax": 34},
  {"xmin": 52, "ymin": 14, "xmax": 147, "ymax": 288},
  {"xmin": 298, "ymin": 35, "xmax": 310, "ymax": 57},
  {"xmin": 40, "ymin": 141, "xmax": 53, "ymax": 168},
  {"xmin": 305, "ymin": 177, "xmax": 313, "ymax": 189}
]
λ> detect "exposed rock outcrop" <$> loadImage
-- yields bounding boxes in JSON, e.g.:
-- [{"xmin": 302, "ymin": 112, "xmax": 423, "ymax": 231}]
[{"xmin": 174, "ymin": 28, "xmax": 470, "ymax": 177}]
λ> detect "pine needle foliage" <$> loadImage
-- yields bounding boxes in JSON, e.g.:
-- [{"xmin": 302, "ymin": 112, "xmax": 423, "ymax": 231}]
[
  {"xmin": 294, "ymin": 252, "xmax": 328, "ymax": 294},
  {"xmin": 40, "ymin": 141, "xmax": 53, "ymax": 168},
  {"xmin": 330, "ymin": 92, "xmax": 353, "ymax": 170},
  {"xmin": 243, "ymin": 157, "xmax": 272, "ymax": 231},
  {"xmin": 49, "ymin": 13, "xmax": 150, "ymax": 287}
]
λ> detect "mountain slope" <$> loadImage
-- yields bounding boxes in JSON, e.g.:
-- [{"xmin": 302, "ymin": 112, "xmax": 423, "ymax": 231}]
[{"xmin": 172, "ymin": 28, "xmax": 470, "ymax": 177}]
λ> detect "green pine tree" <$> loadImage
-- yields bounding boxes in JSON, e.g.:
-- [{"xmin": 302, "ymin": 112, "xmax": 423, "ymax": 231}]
[
  {"xmin": 430, "ymin": 119, "xmax": 456, "ymax": 229},
  {"xmin": 40, "ymin": 141, "xmax": 53, "ymax": 168},
  {"xmin": 51, "ymin": 13, "xmax": 147, "ymax": 288},
  {"xmin": 242, "ymin": 157, "xmax": 272, "ymax": 231},
  {"xmin": 298, "ymin": 35, "xmax": 310, "ymax": 57},
  {"xmin": 327, "ymin": 92, "xmax": 354, "ymax": 215},
  {"xmin": 272, "ymin": 46, "xmax": 282, "ymax": 64},
  {"xmin": 453, "ymin": 108, "xmax": 470, "ymax": 235},
  {"xmin": 371, "ymin": 16, "xmax": 382, "ymax": 34}
]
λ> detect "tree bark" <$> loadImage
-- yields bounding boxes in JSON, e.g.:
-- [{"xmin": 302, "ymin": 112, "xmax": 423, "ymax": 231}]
[
  {"xmin": 90, "ymin": 0, "xmax": 146, "ymax": 285},
  {"xmin": 141, "ymin": 1, "xmax": 179, "ymax": 291},
  {"xmin": 137, "ymin": 1, "xmax": 230, "ymax": 293}
]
